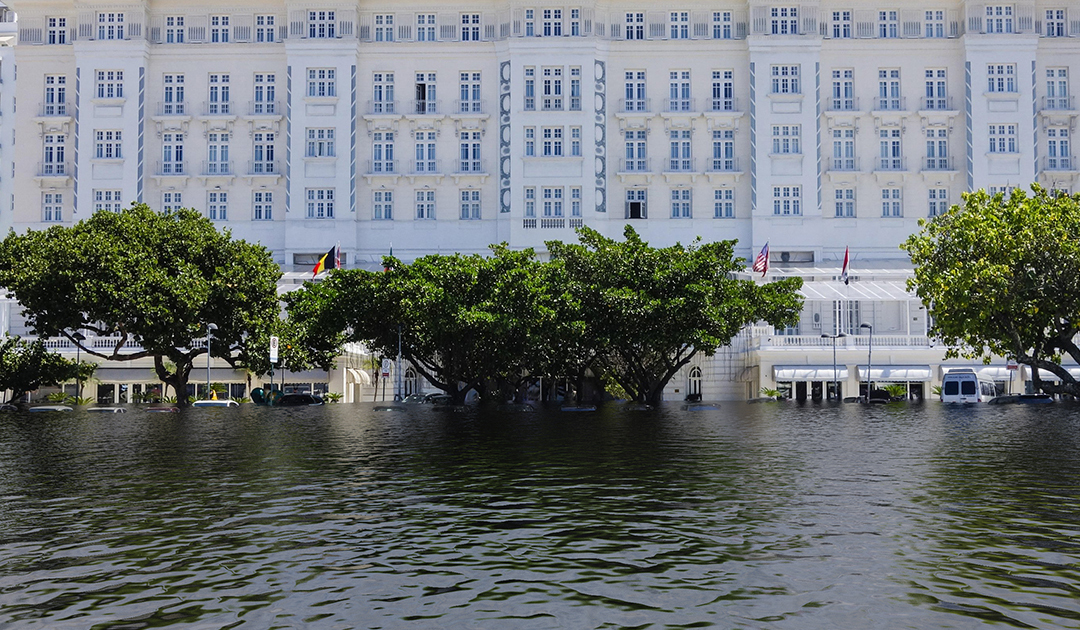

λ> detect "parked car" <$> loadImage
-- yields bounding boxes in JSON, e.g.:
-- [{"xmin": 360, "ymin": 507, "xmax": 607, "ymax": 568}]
[
  {"xmin": 0, "ymin": 404, "xmax": 18, "ymax": 412},
  {"xmin": 402, "ymin": 394, "xmax": 428, "ymax": 404},
  {"xmin": 28, "ymin": 405, "xmax": 73, "ymax": 412},
  {"xmin": 277, "ymin": 393, "xmax": 324, "ymax": 406},
  {"xmin": 941, "ymin": 368, "xmax": 997, "ymax": 403},
  {"xmin": 422, "ymin": 393, "xmax": 454, "ymax": 406},
  {"xmin": 87, "ymin": 407, "xmax": 127, "ymax": 413},
  {"xmin": 146, "ymin": 407, "xmax": 180, "ymax": 413},
  {"xmin": 192, "ymin": 399, "xmax": 240, "ymax": 408}
]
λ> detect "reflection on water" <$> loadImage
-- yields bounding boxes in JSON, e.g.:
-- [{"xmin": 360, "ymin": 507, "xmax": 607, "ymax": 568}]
[{"xmin": 1, "ymin": 402, "xmax": 1079, "ymax": 628}]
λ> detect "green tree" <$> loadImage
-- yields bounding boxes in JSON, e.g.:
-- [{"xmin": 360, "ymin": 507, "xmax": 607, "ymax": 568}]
[
  {"xmin": 902, "ymin": 186, "xmax": 1080, "ymax": 395},
  {"xmin": 0, "ymin": 336, "xmax": 79, "ymax": 402},
  {"xmin": 547, "ymin": 226, "xmax": 804, "ymax": 405},
  {"xmin": 0, "ymin": 204, "xmax": 281, "ymax": 406}
]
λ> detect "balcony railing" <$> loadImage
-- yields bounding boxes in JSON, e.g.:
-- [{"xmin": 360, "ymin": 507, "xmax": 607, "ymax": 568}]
[
  {"xmin": 920, "ymin": 96, "xmax": 954, "ymax": 111},
  {"xmin": 410, "ymin": 100, "xmax": 440, "ymax": 115},
  {"xmin": 665, "ymin": 157, "xmax": 696, "ymax": 172},
  {"xmin": 707, "ymin": 157, "xmax": 741, "ymax": 172},
  {"xmin": 829, "ymin": 157, "xmax": 860, "ymax": 171},
  {"xmin": 248, "ymin": 160, "xmax": 281, "ymax": 175},
  {"xmin": 924, "ymin": 156, "xmax": 954, "ymax": 171},
  {"xmin": 248, "ymin": 100, "xmax": 281, "ymax": 115},
  {"xmin": 410, "ymin": 160, "xmax": 442, "ymax": 175},
  {"xmin": 454, "ymin": 99, "xmax": 486, "ymax": 114},
  {"xmin": 367, "ymin": 100, "xmax": 398, "ymax": 115},
  {"xmin": 757, "ymin": 334, "xmax": 932, "ymax": 349},
  {"xmin": 618, "ymin": 158, "xmax": 652, "ymax": 172},
  {"xmin": 618, "ymin": 98, "xmax": 651, "ymax": 113},
  {"xmin": 366, "ymin": 159, "xmax": 399, "ymax": 174},
  {"xmin": 202, "ymin": 160, "xmax": 234, "ymax": 176},
  {"xmin": 1044, "ymin": 155, "xmax": 1076, "ymax": 171},
  {"xmin": 709, "ymin": 97, "xmax": 741, "ymax": 112},
  {"xmin": 873, "ymin": 96, "xmax": 907, "ymax": 111},
  {"xmin": 826, "ymin": 97, "xmax": 860, "ymax": 112},
  {"xmin": 1042, "ymin": 95, "xmax": 1075, "ymax": 111},
  {"xmin": 202, "ymin": 101, "xmax": 233, "ymax": 116},
  {"xmin": 455, "ymin": 159, "xmax": 486, "ymax": 174},
  {"xmin": 156, "ymin": 102, "xmax": 188, "ymax": 116},
  {"xmin": 39, "ymin": 103, "xmax": 70, "ymax": 116},
  {"xmin": 877, "ymin": 156, "xmax": 907, "ymax": 171},
  {"xmin": 523, "ymin": 217, "xmax": 583, "ymax": 229},
  {"xmin": 155, "ymin": 161, "xmax": 188, "ymax": 176},
  {"xmin": 37, "ymin": 162, "xmax": 70, "ymax": 176},
  {"xmin": 663, "ymin": 97, "xmax": 695, "ymax": 112}
]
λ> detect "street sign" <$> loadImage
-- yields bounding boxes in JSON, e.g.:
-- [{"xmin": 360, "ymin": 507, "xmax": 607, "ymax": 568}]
[
  {"xmin": 269, "ymin": 336, "xmax": 279, "ymax": 364},
  {"xmin": 381, "ymin": 358, "xmax": 392, "ymax": 377},
  {"xmin": 1006, "ymin": 360, "xmax": 1019, "ymax": 371}
]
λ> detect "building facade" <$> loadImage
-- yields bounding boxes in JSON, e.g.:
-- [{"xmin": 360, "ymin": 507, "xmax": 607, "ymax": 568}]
[{"xmin": 5, "ymin": 0, "xmax": 1080, "ymax": 401}]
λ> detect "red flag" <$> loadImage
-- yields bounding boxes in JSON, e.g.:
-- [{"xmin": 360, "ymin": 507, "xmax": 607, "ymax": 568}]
[
  {"xmin": 752, "ymin": 242, "xmax": 769, "ymax": 277},
  {"xmin": 841, "ymin": 247, "xmax": 850, "ymax": 285}
]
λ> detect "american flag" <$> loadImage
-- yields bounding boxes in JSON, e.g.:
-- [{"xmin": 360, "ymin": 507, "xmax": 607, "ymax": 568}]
[{"xmin": 752, "ymin": 242, "xmax": 769, "ymax": 277}]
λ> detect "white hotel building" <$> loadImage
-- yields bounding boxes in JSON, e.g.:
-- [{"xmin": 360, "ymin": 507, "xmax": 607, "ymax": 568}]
[{"xmin": 2, "ymin": 0, "xmax": 1080, "ymax": 402}]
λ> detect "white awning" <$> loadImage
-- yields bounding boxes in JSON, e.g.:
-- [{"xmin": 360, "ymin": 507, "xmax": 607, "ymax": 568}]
[
  {"xmin": 1037, "ymin": 368, "xmax": 1080, "ymax": 381},
  {"xmin": 347, "ymin": 368, "xmax": 371, "ymax": 385},
  {"xmin": 774, "ymin": 365, "xmax": 850, "ymax": 380},
  {"xmin": 798, "ymin": 280, "xmax": 915, "ymax": 301},
  {"xmin": 858, "ymin": 365, "xmax": 932, "ymax": 381},
  {"xmin": 973, "ymin": 366, "xmax": 1015, "ymax": 381}
]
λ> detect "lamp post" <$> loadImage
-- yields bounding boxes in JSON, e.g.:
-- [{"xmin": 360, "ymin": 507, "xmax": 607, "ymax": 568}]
[
  {"xmin": 72, "ymin": 331, "xmax": 86, "ymax": 401},
  {"xmin": 821, "ymin": 332, "xmax": 846, "ymax": 400},
  {"xmin": 206, "ymin": 323, "xmax": 218, "ymax": 400},
  {"xmin": 860, "ymin": 323, "xmax": 873, "ymax": 401}
]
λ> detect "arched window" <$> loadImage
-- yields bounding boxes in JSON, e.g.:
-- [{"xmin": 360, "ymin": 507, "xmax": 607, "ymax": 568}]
[
  {"xmin": 688, "ymin": 366, "xmax": 702, "ymax": 396},
  {"xmin": 404, "ymin": 367, "xmax": 417, "ymax": 395}
]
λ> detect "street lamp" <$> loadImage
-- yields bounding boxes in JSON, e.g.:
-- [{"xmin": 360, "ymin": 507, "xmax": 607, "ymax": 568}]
[
  {"xmin": 860, "ymin": 323, "xmax": 873, "ymax": 401},
  {"xmin": 206, "ymin": 323, "xmax": 218, "ymax": 400},
  {"xmin": 72, "ymin": 331, "xmax": 86, "ymax": 401},
  {"xmin": 821, "ymin": 332, "xmax": 847, "ymax": 400}
]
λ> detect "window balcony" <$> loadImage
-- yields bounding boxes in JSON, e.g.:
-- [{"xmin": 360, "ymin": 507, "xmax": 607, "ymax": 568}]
[
  {"xmin": 453, "ymin": 100, "xmax": 486, "ymax": 115},
  {"xmin": 367, "ymin": 100, "xmax": 398, "ymax": 115},
  {"xmin": 617, "ymin": 98, "xmax": 651, "ymax": 114},
  {"xmin": 38, "ymin": 103, "xmax": 71, "ymax": 117},
  {"xmin": 664, "ymin": 157, "xmax": 696, "ymax": 173},
  {"xmin": 455, "ymin": 159, "xmax": 487, "ymax": 175},
  {"xmin": 201, "ymin": 101, "xmax": 233, "ymax": 116},
  {"xmin": 872, "ymin": 96, "xmax": 907, "ymax": 112},
  {"xmin": 920, "ymin": 96, "xmax": 954, "ymax": 111},
  {"xmin": 1042, "ymin": 96, "xmax": 1075, "ymax": 111},
  {"xmin": 202, "ymin": 161, "xmax": 234, "ymax": 176},
  {"xmin": 248, "ymin": 100, "xmax": 281, "ymax": 115},
  {"xmin": 366, "ymin": 159, "xmax": 399, "ymax": 175},
  {"xmin": 156, "ymin": 102, "xmax": 188, "ymax": 116},
  {"xmin": 826, "ymin": 97, "xmax": 860, "ymax": 112},
  {"xmin": 829, "ymin": 157, "xmax": 860, "ymax": 172},
  {"xmin": 618, "ymin": 158, "xmax": 652, "ymax": 173},
  {"xmin": 923, "ymin": 156, "xmax": 955, "ymax": 171},
  {"xmin": 410, "ymin": 100, "xmax": 440, "ymax": 115},
  {"xmin": 707, "ymin": 157, "xmax": 741, "ymax": 173},
  {"xmin": 709, "ymin": 97, "xmax": 741, "ymax": 112},
  {"xmin": 248, "ymin": 160, "xmax": 281, "ymax": 175},
  {"xmin": 37, "ymin": 161, "xmax": 70, "ymax": 177},
  {"xmin": 663, "ymin": 98, "xmax": 695, "ymax": 113},
  {"xmin": 1044, "ymin": 155, "xmax": 1076, "ymax": 171},
  {"xmin": 155, "ymin": 161, "xmax": 188, "ymax": 176},
  {"xmin": 877, "ymin": 157, "xmax": 907, "ymax": 171},
  {"xmin": 410, "ymin": 160, "xmax": 442, "ymax": 176}
]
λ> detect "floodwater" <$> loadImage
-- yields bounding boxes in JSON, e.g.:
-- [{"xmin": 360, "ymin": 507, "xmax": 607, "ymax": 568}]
[{"xmin": 0, "ymin": 402, "xmax": 1078, "ymax": 629}]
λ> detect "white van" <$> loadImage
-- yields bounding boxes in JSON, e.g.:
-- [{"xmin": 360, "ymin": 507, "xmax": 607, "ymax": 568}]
[{"xmin": 940, "ymin": 368, "xmax": 997, "ymax": 403}]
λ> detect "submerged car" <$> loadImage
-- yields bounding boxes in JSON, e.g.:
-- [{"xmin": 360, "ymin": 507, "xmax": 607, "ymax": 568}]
[
  {"xmin": 192, "ymin": 399, "xmax": 241, "ymax": 408},
  {"xmin": 277, "ymin": 393, "xmax": 324, "ymax": 406},
  {"xmin": 28, "ymin": 405, "xmax": 73, "ymax": 412},
  {"xmin": 87, "ymin": 407, "xmax": 127, "ymax": 413}
]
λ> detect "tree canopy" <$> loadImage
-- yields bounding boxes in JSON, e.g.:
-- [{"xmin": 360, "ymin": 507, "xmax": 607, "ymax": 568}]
[
  {"xmin": 901, "ymin": 186, "xmax": 1080, "ymax": 395},
  {"xmin": 0, "ymin": 204, "xmax": 281, "ymax": 405},
  {"xmin": 0, "ymin": 336, "xmax": 79, "ymax": 402}
]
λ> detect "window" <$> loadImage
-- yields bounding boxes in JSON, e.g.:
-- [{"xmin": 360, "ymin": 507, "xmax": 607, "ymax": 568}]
[
  {"xmin": 211, "ymin": 15, "xmax": 230, "ymax": 42},
  {"xmin": 307, "ymin": 128, "xmax": 336, "ymax": 157},
  {"xmin": 525, "ymin": 9, "xmax": 535, "ymax": 36},
  {"xmin": 415, "ymin": 72, "xmax": 436, "ymax": 114},
  {"xmin": 989, "ymin": 124, "xmax": 1017, "ymax": 152},
  {"xmin": 256, "ymin": 15, "xmax": 276, "ymax": 42},
  {"xmin": 415, "ymin": 190, "xmax": 435, "ymax": 219},
  {"xmin": 44, "ymin": 75, "xmax": 68, "ymax": 115},
  {"xmin": 414, "ymin": 131, "xmax": 437, "ymax": 173},
  {"xmin": 96, "ymin": 70, "xmax": 123, "ymax": 99},
  {"xmin": 42, "ymin": 134, "xmax": 66, "ymax": 174},
  {"xmin": 624, "ymin": 130, "xmax": 647, "ymax": 171},
  {"xmin": 253, "ymin": 74, "xmax": 276, "ymax": 114},
  {"xmin": 771, "ymin": 7, "xmax": 798, "ymax": 35},
  {"xmin": 543, "ymin": 187, "xmax": 564, "ymax": 217},
  {"xmin": 711, "ymin": 70, "xmax": 735, "ymax": 111},
  {"xmin": 571, "ymin": 187, "xmax": 582, "ymax": 217},
  {"xmin": 208, "ymin": 192, "xmax": 228, "ymax": 220},
  {"xmin": 460, "ymin": 190, "xmax": 481, "ymax": 219},
  {"xmin": 570, "ymin": 8, "xmax": 581, "ymax": 36},
  {"xmin": 43, "ymin": 194, "xmax": 64, "ymax": 222},
  {"xmin": 878, "ymin": 69, "xmax": 901, "ymax": 110},
  {"xmin": 94, "ymin": 190, "xmax": 123, "ymax": 213},
  {"xmin": 97, "ymin": 12, "xmax": 124, "ymax": 40},
  {"xmin": 625, "ymin": 71, "xmax": 647, "ymax": 111},
  {"xmin": 833, "ymin": 11, "xmax": 851, "ymax": 38},
  {"xmin": 570, "ymin": 127, "xmax": 581, "ymax": 157},
  {"xmin": 524, "ymin": 67, "xmax": 536, "ymax": 110},
  {"xmin": 626, "ymin": 189, "xmax": 647, "ymax": 219},
  {"xmin": 161, "ymin": 74, "xmax": 184, "ymax": 114},
  {"xmin": 524, "ymin": 188, "xmax": 536, "ymax": 217},
  {"xmin": 832, "ymin": 128, "xmax": 855, "ymax": 170},
  {"xmin": 570, "ymin": 67, "xmax": 581, "ymax": 111},
  {"xmin": 831, "ymin": 69, "xmax": 854, "ymax": 110},
  {"xmin": 525, "ymin": 127, "xmax": 536, "ymax": 156},
  {"xmin": 375, "ymin": 14, "xmax": 395, "ymax": 41},
  {"xmin": 985, "ymin": 5, "xmax": 1013, "ymax": 33},
  {"xmin": 712, "ymin": 130, "xmax": 735, "ymax": 171},
  {"xmin": 671, "ymin": 189, "xmax": 691, "ymax": 218},
  {"xmin": 670, "ymin": 12, "xmax": 689, "ymax": 39},
  {"xmin": 1046, "ymin": 9, "xmax": 1066, "ymax": 36},
  {"xmin": 373, "ymin": 191, "xmax": 393, "ymax": 220},
  {"xmin": 668, "ymin": 71, "xmax": 691, "ymax": 111},
  {"xmin": 206, "ymin": 133, "xmax": 230, "ymax": 174},
  {"xmin": 459, "ymin": 131, "xmax": 482, "ymax": 172},
  {"xmin": 371, "ymin": 131, "xmax": 394, "ymax": 171},
  {"xmin": 1047, "ymin": 68, "xmax": 1069, "ymax": 109},
  {"xmin": 543, "ymin": 9, "xmax": 562, "ymax": 36},
  {"xmin": 373, "ymin": 73, "xmax": 395, "ymax": 113},
  {"xmin": 669, "ymin": 130, "xmax": 692, "ymax": 170},
  {"xmin": 309, "ymin": 10, "xmax": 336, "ymax": 38},
  {"xmin": 879, "ymin": 128, "xmax": 902, "ymax": 169},
  {"xmin": 542, "ymin": 127, "xmax": 563, "ymax": 156},
  {"xmin": 208, "ymin": 74, "xmax": 230, "ymax": 114},
  {"xmin": 881, "ymin": 188, "xmax": 902, "ymax": 217},
  {"xmin": 834, "ymin": 188, "xmax": 855, "ymax": 217},
  {"xmin": 772, "ymin": 125, "xmax": 801, "ymax": 154},
  {"xmin": 306, "ymin": 189, "xmax": 334, "ymax": 219},
  {"xmin": 928, "ymin": 189, "xmax": 948, "ymax": 216},
  {"xmin": 626, "ymin": 12, "xmax": 644, "ymax": 39},
  {"xmin": 926, "ymin": 128, "xmax": 949, "ymax": 169},
  {"xmin": 162, "ymin": 133, "xmax": 184, "ymax": 173},
  {"xmin": 253, "ymin": 191, "xmax": 273, "ymax": 220},
  {"xmin": 307, "ymin": 68, "xmax": 336, "ymax": 97},
  {"xmin": 417, "ymin": 14, "xmax": 436, "ymax": 41},
  {"xmin": 1047, "ymin": 128, "xmax": 1071, "ymax": 169},
  {"xmin": 162, "ymin": 192, "xmax": 183, "ymax": 212},
  {"xmin": 713, "ymin": 189, "xmax": 734, "ymax": 218},
  {"xmin": 989, "ymin": 185, "xmax": 1017, "ymax": 196},
  {"xmin": 95, "ymin": 130, "xmax": 122, "ymax": 159},
  {"xmin": 988, "ymin": 64, "xmax": 1016, "ymax": 92},
  {"xmin": 713, "ymin": 11, "xmax": 733, "ymax": 39},
  {"xmin": 925, "ymin": 69, "xmax": 947, "ymax": 109},
  {"xmin": 47, "ymin": 17, "xmax": 68, "ymax": 44},
  {"xmin": 771, "ymin": 65, "xmax": 800, "ymax": 94},
  {"xmin": 462, "ymin": 13, "xmax": 480, "ymax": 40},
  {"xmin": 878, "ymin": 10, "xmax": 898, "ymax": 38},
  {"xmin": 925, "ymin": 10, "xmax": 945, "ymax": 37},
  {"xmin": 542, "ymin": 67, "xmax": 563, "ymax": 110},
  {"xmin": 773, "ymin": 186, "xmax": 801, "ymax": 215},
  {"xmin": 459, "ymin": 72, "xmax": 481, "ymax": 113}
]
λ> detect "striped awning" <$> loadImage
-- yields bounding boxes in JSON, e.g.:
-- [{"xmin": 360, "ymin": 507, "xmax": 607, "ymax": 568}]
[
  {"xmin": 774, "ymin": 365, "xmax": 850, "ymax": 380},
  {"xmin": 798, "ymin": 280, "xmax": 915, "ymax": 301},
  {"xmin": 857, "ymin": 365, "xmax": 932, "ymax": 381}
]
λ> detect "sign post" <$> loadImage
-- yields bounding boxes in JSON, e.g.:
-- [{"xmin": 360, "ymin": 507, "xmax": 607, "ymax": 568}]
[
  {"xmin": 1006, "ymin": 359, "xmax": 1018, "ymax": 394},
  {"xmin": 269, "ymin": 336, "xmax": 279, "ymax": 395}
]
